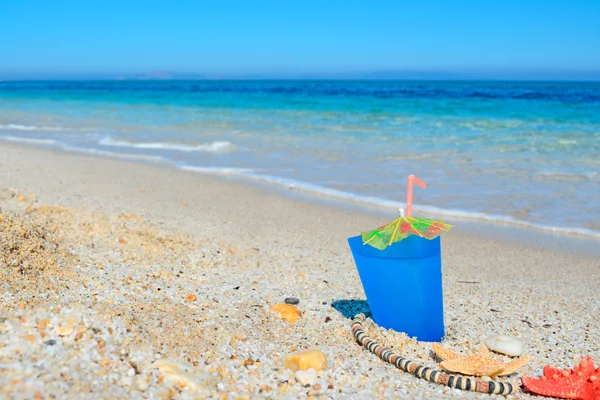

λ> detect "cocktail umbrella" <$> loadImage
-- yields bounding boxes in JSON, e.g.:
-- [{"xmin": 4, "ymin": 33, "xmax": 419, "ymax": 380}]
[{"xmin": 361, "ymin": 175, "xmax": 451, "ymax": 250}]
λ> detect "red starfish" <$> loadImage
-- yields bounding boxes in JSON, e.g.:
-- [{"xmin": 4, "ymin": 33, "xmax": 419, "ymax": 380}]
[{"xmin": 521, "ymin": 357, "xmax": 600, "ymax": 400}]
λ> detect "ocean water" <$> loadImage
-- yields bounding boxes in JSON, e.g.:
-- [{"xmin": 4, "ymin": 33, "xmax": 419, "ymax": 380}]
[{"xmin": 0, "ymin": 80, "xmax": 599, "ymax": 238}]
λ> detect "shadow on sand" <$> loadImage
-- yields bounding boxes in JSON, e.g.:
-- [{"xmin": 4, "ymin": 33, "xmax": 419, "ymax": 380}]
[{"xmin": 331, "ymin": 299, "xmax": 372, "ymax": 319}]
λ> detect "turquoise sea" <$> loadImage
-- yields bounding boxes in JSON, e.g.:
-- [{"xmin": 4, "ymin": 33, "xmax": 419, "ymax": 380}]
[{"xmin": 0, "ymin": 80, "xmax": 599, "ymax": 238}]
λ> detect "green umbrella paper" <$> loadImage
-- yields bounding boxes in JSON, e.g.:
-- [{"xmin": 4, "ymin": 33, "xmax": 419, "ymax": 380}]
[{"xmin": 361, "ymin": 175, "xmax": 452, "ymax": 250}]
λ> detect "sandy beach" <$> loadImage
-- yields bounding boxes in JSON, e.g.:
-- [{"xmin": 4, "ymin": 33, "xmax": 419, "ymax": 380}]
[{"xmin": 1, "ymin": 141, "xmax": 599, "ymax": 399}]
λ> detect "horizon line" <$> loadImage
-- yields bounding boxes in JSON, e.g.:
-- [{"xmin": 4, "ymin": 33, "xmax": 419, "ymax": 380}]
[
  {"xmin": 2, "ymin": 67, "xmax": 600, "ymax": 82},
  {"xmin": 2, "ymin": 77, "xmax": 600, "ymax": 83}
]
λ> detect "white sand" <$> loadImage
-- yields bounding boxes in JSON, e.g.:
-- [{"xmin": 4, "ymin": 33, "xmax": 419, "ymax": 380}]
[{"xmin": 0, "ymin": 142, "xmax": 598, "ymax": 399}]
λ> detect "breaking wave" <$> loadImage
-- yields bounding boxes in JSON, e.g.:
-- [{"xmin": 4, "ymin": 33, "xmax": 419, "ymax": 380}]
[
  {"xmin": 99, "ymin": 137, "xmax": 235, "ymax": 153},
  {"xmin": 0, "ymin": 124, "xmax": 64, "ymax": 131}
]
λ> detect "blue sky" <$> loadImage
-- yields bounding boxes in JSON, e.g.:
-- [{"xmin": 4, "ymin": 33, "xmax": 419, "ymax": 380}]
[{"xmin": 1, "ymin": 0, "xmax": 600, "ymax": 79}]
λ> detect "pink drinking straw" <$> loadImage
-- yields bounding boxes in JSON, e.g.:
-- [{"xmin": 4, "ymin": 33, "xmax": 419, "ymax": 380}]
[{"xmin": 406, "ymin": 174, "xmax": 426, "ymax": 217}]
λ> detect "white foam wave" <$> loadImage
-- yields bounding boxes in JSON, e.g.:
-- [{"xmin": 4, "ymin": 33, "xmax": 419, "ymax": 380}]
[
  {"xmin": 180, "ymin": 166, "xmax": 254, "ymax": 175},
  {"xmin": 3, "ymin": 133, "xmax": 599, "ymax": 241},
  {"xmin": 0, "ymin": 124, "xmax": 63, "ymax": 131},
  {"xmin": 99, "ymin": 137, "xmax": 235, "ymax": 153},
  {"xmin": 181, "ymin": 164, "xmax": 600, "ymax": 241},
  {"xmin": 0, "ymin": 135, "xmax": 58, "ymax": 145},
  {"xmin": 0, "ymin": 135, "xmax": 168, "ymax": 163},
  {"xmin": 538, "ymin": 171, "xmax": 598, "ymax": 180},
  {"xmin": 66, "ymin": 146, "xmax": 169, "ymax": 163}
]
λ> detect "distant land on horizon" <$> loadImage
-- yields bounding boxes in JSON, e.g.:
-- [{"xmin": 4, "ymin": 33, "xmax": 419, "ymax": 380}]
[{"xmin": 1, "ymin": 69, "xmax": 600, "ymax": 81}]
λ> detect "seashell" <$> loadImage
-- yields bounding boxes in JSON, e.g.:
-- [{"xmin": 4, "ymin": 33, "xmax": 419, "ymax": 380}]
[
  {"xmin": 270, "ymin": 304, "xmax": 302, "ymax": 322},
  {"xmin": 484, "ymin": 334, "xmax": 524, "ymax": 357},
  {"xmin": 151, "ymin": 359, "xmax": 218, "ymax": 392},
  {"xmin": 283, "ymin": 349, "xmax": 327, "ymax": 371}
]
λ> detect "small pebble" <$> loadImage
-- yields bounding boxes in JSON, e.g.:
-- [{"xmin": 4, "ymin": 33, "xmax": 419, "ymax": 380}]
[
  {"xmin": 56, "ymin": 326, "xmax": 74, "ymax": 336},
  {"xmin": 134, "ymin": 375, "xmax": 149, "ymax": 392},
  {"xmin": 120, "ymin": 376, "xmax": 133, "ymax": 387},
  {"xmin": 295, "ymin": 368, "xmax": 318, "ymax": 387},
  {"xmin": 44, "ymin": 339, "xmax": 57, "ymax": 346},
  {"xmin": 484, "ymin": 335, "xmax": 524, "ymax": 357},
  {"xmin": 285, "ymin": 297, "xmax": 299, "ymax": 305},
  {"xmin": 37, "ymin": 319, "xmax": 49, "ymax": 332},
  {"xmin": 185, "ymin": 293, "xmax": 197, "ymax": 302}
]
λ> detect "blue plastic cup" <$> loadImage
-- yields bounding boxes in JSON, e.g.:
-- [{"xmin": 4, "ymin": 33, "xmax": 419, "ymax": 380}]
[{"xmin": 348, "ymin": 235, "xmax": 444, "ymax": 342}]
